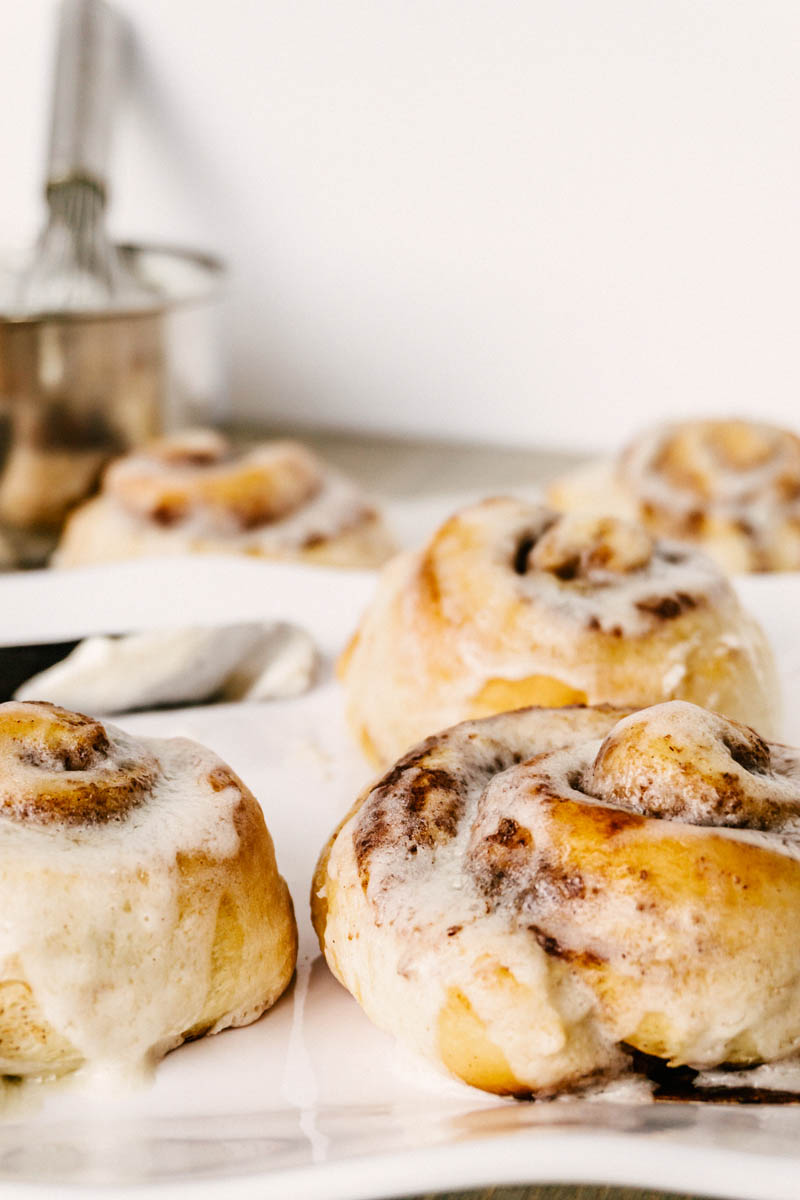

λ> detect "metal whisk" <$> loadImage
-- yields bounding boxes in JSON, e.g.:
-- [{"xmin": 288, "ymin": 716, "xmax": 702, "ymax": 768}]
[
  {"xmin": 17, "ymin": 0, "xmax": 148, "ymax": 314},
  {"xmin": 0, "ymin": 0, "xmax": 165, "ymax": 565}
]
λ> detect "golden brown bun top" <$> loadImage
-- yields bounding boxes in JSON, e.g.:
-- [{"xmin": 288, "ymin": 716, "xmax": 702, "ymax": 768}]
[
  {"xmin": 341, "ymin": 700, "xmax": 800, "ymax": 1033},
  {"xmin": 103, "ymin": 429, "xmax": 324, "ymax": 532},
  {"xmin": 410, "ymin": 498, "xmax": 733, "ymax": 639},
  {"xmin": 349, "ymin": 704, "xmax": 631, "ymax": 894},
  {"xmin": 621, "ymin": 418, "xmax": 800, "ymax": 533},
  {"xmin": 461, "ymin": 702, "xmax": 800, "ymax": 973},
  {"xmin": 0, "ymin": 700, "xmax": 297, "ymax": 1084},
  {"xmin": 587, "ymin": 703, "xmax": 775, "ymax": 826},
  {"xmin": 0, "ymin": 701, "xmax": 160, "ymax": 826},
  {"xmin": 339, "ymin": 496, "xmax": 779, "ymax": 764},
  {"xmin": 319, "ymin": 698, "xmax": 800, "ymax": 1094},
  {"xmin": 0, "ymin": 699, "xmax": 260, "ymax": 838},
  {"xmin": 352, "ymin": 701, "xmax": 800, "ymax": 901}
]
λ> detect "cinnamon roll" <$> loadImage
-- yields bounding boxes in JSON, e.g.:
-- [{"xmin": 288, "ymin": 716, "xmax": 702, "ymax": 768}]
[
  {"xmin": 548, "ymin": 418, "xmax": 800, "ymax": 573},
  {"xmin": 0, "ymin": 700, "xmax": 296, "ymax": 1079},
  {"xmin": 340, "ymin": 498, "xmax": 779, "ymax": 765},
  {"xmin": 313, "ymin": 700, "xmax": 800, "ymax": 1097},
  {"xmin": 54, "ymin": 429, "xmax": 394, "ymax": 568}
]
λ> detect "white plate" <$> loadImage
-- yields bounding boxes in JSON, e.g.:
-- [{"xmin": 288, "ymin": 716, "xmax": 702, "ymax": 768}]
[{"xmin": 0, "ymin": 559, "xmax": 798, "ymax": 1200}]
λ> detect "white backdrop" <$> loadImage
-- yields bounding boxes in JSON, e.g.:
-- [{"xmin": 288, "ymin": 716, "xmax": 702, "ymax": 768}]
[{"xmin": 2, "ymin": 0, "xmax": 799, "ymax": 450}]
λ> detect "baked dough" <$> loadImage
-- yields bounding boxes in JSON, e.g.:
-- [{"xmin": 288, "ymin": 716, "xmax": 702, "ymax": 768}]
[
  {"xmin": 313, "ymin": 701, "xmax": 800, "ymax": 1097},
  {"xmin": 54, "ymin": 429, "xmax": 394, "ymax": 568},
  {"xmin": 0, "ymin": 701, "xmax": 296, "ymax": 1079},
  {"xmin": 548, "ymin": 418, "xmax": 800, "ymax": 573},
  {"xmin": 340, "ymin": 498, "xmax": 779, "ymax": 764}
]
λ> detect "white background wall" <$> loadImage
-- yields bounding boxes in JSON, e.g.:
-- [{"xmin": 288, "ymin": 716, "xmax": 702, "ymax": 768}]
[{"xmin": 2, "ymin": 1, "xmax": 800, "ymax": 450}]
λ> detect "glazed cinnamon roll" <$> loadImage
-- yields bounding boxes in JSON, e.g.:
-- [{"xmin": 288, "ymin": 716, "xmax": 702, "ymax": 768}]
[
  {"xmin": 340, "ymin": 498, "xmax": 779, "ymax": 764},
  {"xmin": 313, "ymin": 701, "xmax": 800, "ymax": 1098},
  {"xmin": 0, "ymin": 701, "xmax": 296, "ymax": 1079},
  {"xmin": 548, "ymin": 418, "xmax": 800, "ymax": 573},
  {"xmin": 54, "ymin": 429, "xmax": 394, "ymax": 568}
]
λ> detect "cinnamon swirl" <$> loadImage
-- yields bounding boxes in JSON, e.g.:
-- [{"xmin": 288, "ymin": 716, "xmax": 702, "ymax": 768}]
[
  {"xmin": 548, "ymin": 418, "xmax": 800, "ymax": 573},
  {"xmin": 54, "ymin": 429, "xmax": 394, "ymax": 568},
  {"xmin": 340, "ymin": 498, "xmax": 779, "ymax": 764},
  {"xmin": 313, "ymin": 701, "xmax": 800, "ymax": 1097},
  {"xmin": 0, "ymin": 701, "xmax": 296, "ymax": 1079}
]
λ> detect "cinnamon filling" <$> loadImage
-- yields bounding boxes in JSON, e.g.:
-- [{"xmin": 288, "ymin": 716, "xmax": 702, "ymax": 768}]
[
  {"xmin": 107, "ymin": 434, "xmax": 324, "ymax": 532},
  {"xmin": 0, "ymin": 702, "xmax": 157, "ymax": 825}
]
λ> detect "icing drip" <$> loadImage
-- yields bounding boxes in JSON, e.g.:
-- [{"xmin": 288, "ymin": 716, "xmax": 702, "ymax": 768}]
[
  {"xmin": 0, "ymin": 702, "xmax": 261, "ymax": 1083},
  {"xmin": 504, "ymin": 508, "xmax": 722, "ymax": 639},
  {"xmin": 319, "ymin": 701, "xmax": 800, "ymax": 1098}
]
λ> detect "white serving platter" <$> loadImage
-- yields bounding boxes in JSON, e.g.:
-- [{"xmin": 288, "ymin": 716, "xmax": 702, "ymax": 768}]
[{"xmin": 0, "ymin": 556, "xmax": 797, "ymax": 1200}]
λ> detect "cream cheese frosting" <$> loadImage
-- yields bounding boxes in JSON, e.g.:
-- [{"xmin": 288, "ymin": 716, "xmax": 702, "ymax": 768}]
[
  {"xmin": 0, "ymin": 701, "xmax": 297, "ymax": 1084},
  {"xmin": 14, "ymin": 622, "xmax": 317, "ymax": 714},
  {"xmin": 314, "ymin": 701, "xmax": 800, "ymax": 1098}
]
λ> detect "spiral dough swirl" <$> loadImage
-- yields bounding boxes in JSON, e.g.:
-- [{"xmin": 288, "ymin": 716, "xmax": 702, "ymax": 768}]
[
  {"xmin": 0, "ymin": 700, "xmax": 296, "ymax": 1079},
  {"xmin": 105, "ymin": 430, "xmax": 323, "ymax": 531},
  {"xmin": 55, "ymin": 429, "xmax": 394, "ymax": 568},
  {"xmin": 549, "ymin": 418, "xmax": 800, "ymax": 573},
  {"xmin": 0, "ymin": 702, "xmax": 158, "ymax": 825},
  {"xmin": 314, "ymin": 701, "xmax": 800, "ymax": 1097},
  {"xmin": 340, "ymin": 497, "xmax": 779, "ymax": 764}
]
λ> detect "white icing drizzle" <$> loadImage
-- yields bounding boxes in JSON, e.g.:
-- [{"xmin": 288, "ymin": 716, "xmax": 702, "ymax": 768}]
[
  {"xmin": 622, "ymin": 419, "xmax": 800, "ymax": 516},
  {"xmin": 342, "ymin": 499, "xmax": 779, "ymax": 764},
  {"xmin": 323, "ymin": 702, "xmax": 800, "ymax": 1096},
  {"xmin": 325, "ymin": 708, "xmax": 628, "ymax": 1088},
  {"xmin": 0, "ymin": 728, "xmax": 243, "ymax": 1083},
  {"xmin": 618, "ymin": 420, "xmax": 800, "ymax": 565},
  {"xmin": 549, "ymin": 422, "xmax": 800, "ymax": 573},
  {"xmin": 695, "ymin": 1054, "xmax": 800, "ymax": 1092},
  {"xmin": 513, "ymin": 532, "xmax": 725, "ymax": 640},
  {"xmin": 443, "ymin": 500, "xmax": 760, "ymax": 644},
  {"xmin": 281, "ymin": 957, "xmax": 329, "ymax": 1163},
  {"xmin": 108, "ymin": 466, "xmax": 374, "ymax": 552}
]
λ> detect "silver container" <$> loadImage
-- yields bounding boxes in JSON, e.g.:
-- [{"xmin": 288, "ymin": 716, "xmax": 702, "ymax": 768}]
[{"xmin": 0, "ymin": 244, "xmax": 225, "ymax": 565}]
